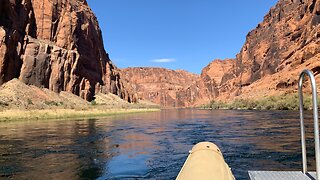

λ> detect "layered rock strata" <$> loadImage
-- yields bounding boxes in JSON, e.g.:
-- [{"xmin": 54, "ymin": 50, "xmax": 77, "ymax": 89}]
[
  {"xmin": 122, "ymin": 67, "xmax": 200, "ymax": 107},
  {"xmin": 203, "ymin": 0, "xmax": 320, "ymax": 101},
  {"xmin": 0, "ymin": 0, "xmax": 135, "ymax": 102},
  {"xmin": 124, "ymin": 0, "xmax": 320, "ymax": 106}
]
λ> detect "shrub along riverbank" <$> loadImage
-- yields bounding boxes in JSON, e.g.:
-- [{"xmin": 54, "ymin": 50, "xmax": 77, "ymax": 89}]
[{"xmin": 200, "ymin": 94, "xmax": 316, "ymax": 110}]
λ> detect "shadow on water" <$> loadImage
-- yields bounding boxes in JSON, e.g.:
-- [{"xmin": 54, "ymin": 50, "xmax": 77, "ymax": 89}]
[{"xmin": 0, "ymin": 109, "xmax": 317, "ymax": 179}]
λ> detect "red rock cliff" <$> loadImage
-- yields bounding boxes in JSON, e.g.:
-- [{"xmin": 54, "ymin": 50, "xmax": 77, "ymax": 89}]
[
  {"xmin": 119, "ymin": 0, "xmax": 320, "ymax": 107},
  {"xmin": 0, "ymin": 0, "xmax": 135, "ymax": 102},
  {"xmin": 122, "ymin": 67, "xmax": 199, "ymax": 107},
  {"xmin": 203, "ymin": 0, "xmax": 320, "ymax": 101}
]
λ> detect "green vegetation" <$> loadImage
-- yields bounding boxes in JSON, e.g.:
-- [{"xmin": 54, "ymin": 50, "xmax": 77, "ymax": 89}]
[
  {"xmin": 44, "ymin": 101, "xmax": 64, "ymax": 106},
  {"xmin": 200, "ymin": 93, "xmax": 316, "ymax": 110},
  {"xmin": 90, "ymin": 100, "xmax": 97, "ymax": 106}
]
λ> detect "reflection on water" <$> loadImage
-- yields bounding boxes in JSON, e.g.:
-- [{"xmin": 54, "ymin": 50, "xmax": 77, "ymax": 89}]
[{"xmin": 0, "ymin": 109, "xmax": 316, "ymax": 179}]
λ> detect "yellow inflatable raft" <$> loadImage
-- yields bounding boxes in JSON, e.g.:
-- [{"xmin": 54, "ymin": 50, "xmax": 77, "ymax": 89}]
[{"xmin": 176, "ymin": 142, "xmax": 235, "ymax": 180}]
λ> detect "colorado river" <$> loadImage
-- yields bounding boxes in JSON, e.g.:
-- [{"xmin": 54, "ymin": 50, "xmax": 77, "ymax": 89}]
[{"xmin": 0, "ymin": 109, "xmax": 316, "ymax": 179}]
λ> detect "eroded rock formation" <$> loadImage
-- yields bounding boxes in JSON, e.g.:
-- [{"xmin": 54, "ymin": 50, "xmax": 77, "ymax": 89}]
[
  {"xmin": 1, "ymin": 0, "xmax": 319, "ymax": 107},
  {"xmin": 124, "ymin": 0, "xmax": 320, "ymax": 107},
  {"xmin": 0, "ymin": 0, "xmax": 135, "ymax": 102},
  {"xmin": 203, "ymin": 0, "xmax": 320, "ymax": 101},
  {"xmin": 122, "ymin": 67, "xmax": 199, "ymax": 107}
]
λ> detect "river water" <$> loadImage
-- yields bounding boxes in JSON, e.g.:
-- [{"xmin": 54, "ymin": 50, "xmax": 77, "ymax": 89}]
[{"xmin": 0, "ymin": 109, "xmax": 317, "ymax": 179}]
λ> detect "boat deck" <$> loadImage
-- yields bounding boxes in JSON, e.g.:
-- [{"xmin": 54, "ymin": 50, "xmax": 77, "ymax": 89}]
[
  {"xmin": 248, "ymin": 171, "xmax": 316, "ymax": 180},
  {"xmin": 248, "ymin": 71, "xmax": 319, "ymax": 180}
]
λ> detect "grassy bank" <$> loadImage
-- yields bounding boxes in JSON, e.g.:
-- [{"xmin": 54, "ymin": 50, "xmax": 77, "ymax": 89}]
[
  {"xmin": 0, "ymin": 108, "xmax": 160, "ymax": 122},
  {"xmin": 200, "ymin": 93, "xmax": 316, "ymax": 110},
  {"xmin": 0, "ymin": 79, "xmax": 161, "ymax": 122}
]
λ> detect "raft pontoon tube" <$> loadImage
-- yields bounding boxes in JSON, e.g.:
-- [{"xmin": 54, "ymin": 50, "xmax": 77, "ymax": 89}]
[{"xmin": 176, "ymin": 142, "xmax": 235, "ymax": 180}]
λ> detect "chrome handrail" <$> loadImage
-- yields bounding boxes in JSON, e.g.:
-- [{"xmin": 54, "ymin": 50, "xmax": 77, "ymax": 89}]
[{"xmin": 298, "ymin": 69, "xmax": 320, "ymax": 180}]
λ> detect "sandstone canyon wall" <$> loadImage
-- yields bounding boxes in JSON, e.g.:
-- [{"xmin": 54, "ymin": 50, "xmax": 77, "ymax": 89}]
[
  {"xmin": 124, "ymin": 0, "xmax": 320, "ymax": 107},
  {"xmin": 0, "ymin": 0, "xmax": 135, "ymax": 102},
  {"xmin": 122, "ymin": 67, "xmax": 201, "ymax": 107},
  {"xmin": 2, "ymin": 0, "xmax": 318, "ymax": 107},
  {"xmin": 202, "ymin": 0, "xmax": 320, "ymax": 101},
  {"xmin": 122, "ymin": 66, "xmax": 230, "ymax": 107}
]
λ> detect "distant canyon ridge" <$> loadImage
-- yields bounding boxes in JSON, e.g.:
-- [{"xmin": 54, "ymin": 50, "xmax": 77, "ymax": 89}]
[
  {"xmin": 123, "ymin": 0, "xmax": 320, "ymax": 107},
  {"xmin": 0, "ymin": 0, "xmax": 319, "ymax": 107}
]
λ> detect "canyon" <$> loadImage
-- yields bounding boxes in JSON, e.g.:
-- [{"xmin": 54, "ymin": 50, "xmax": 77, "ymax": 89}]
[
  {"xmin": 122, "ymin": 67, "xmax": 201, "ymax": 107},
  {"xmin": 124, "ymin": 0, "xmax": 320, "ymax": 107},
  {"xmin": 0, "ymin": 0, "xmax": 319, "ymax": 108}
]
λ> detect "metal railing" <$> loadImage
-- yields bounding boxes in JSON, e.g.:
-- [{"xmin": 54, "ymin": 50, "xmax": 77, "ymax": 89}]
[{"xmin": 298, "ymin": 69, "xmax": 320, "ymax": 180}]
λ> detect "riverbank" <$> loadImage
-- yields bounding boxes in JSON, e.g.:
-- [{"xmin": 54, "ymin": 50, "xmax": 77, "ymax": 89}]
[
  {"xmin": 0, "ymin": 108, "xmax": 159, "ymax": 122},
  {"xmin": 0, "ymin": 79, "xmax": 160, "ymax": 122},
  {"xmin": 200, "ymin": 93, "xmax": 314, "ymax": 110}
]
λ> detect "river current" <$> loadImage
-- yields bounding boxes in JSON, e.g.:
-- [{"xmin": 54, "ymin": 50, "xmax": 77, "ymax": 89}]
[{"xmin": 0, "ymin": 109, "xmax": 316, "ymax": 179}]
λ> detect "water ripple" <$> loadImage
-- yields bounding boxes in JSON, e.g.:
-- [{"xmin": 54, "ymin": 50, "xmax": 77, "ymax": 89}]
[{"xmin": 0, "ymin": 109, "xmax": 315, "ymax": 179}]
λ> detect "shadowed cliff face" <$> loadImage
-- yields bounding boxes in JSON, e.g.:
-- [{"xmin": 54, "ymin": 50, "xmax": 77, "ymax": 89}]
[
  {"xmin": 201, "ymin": 0, "xmax": 320, "ymax": 101},
  {"xmin": 0, "ymin": 0, "xmax": 135, "ymax": 102}
]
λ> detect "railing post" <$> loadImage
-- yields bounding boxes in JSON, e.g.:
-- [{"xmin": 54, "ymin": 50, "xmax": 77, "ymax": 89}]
[{"xmin": 298, "ymin": 69, "xmax": 320, "ymax": 180}]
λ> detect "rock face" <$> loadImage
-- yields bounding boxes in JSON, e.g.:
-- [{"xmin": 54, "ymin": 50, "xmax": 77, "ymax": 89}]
[
  {"xmin": 3, "ymin": 0, "xmax": 317, "ymax": 107},
  {"xmin": 202, "ymin": 0, "xmax": 320, "ymax": 101},
  {"xmin": 122, "ymin": 67, "xmax": 199, "ymax": 107},
  {"xmin": 124, "ymin": 0, "xmax": 320, "ymax": 107},
  {"xmin": 0, "ymin": 0, "xmax": 135, "ymax": 102},
  {"xmin": 201, "ymin": 59, "xmax": 236, "ymax": 96}
]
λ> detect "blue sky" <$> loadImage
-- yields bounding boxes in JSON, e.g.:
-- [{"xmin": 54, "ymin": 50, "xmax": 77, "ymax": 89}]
[{"xmin": 87, "ymin": 0, "xmax": 278, "ymax": 74}]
